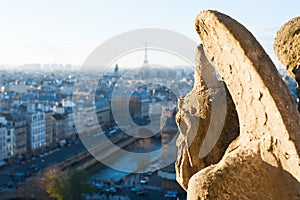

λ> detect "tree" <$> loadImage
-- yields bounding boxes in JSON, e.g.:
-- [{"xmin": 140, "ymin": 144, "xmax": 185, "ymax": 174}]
[
  {"xmin": 68, "ymin": 169, "xmax": 94, "ymax": 199},
  {"xmin": 40, "ymin": 167, "xmax": 95, "ymax": 200},
  {"xmin": 40, "ymin": 167, "xmax": 71, "ymax": 200},
  {"xmin": 17, "ymin": 176, "xmax": 51, "ymax": 200}
]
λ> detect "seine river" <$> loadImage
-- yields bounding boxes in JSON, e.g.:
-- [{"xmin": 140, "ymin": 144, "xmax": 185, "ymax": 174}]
[{"xmin": 88, "ymin": 137, "xmax": 162, "ymax": 181}]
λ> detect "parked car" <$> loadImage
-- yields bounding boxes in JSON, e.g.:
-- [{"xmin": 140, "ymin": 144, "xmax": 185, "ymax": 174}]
[
  {"xmin": 105, "ymin": 187, "xmax": 117, "ymax": 194},
  {"xmin": 164, "ymin": 191, "xmax": 178, "ymax": 199},
  {"xmin": 164, "ymin": 194, "xmax": 177, "ymax": 199},
  {"xmin": 114, "ymin": 185, "xmax": 122, "ymax": 191},
  {"xmin": 166, "ymin": 190, "xmax": 178, "ymax": 196},
  {"xmin": 0, "ymin": 161, "xmax": 6, "ymax": 168},
  {"xmin": 19, "ymin": 160, "xmax": 26, "ymax": 165},
  {"xmin": 31, "ymin": 156, "xmax": 37, "ymax": 161},
  {"xmin": 7, "ymin": 184, "xmax": 16, "ymax": 190},
  {"xmin": 136, "ymin": 191, "xmax": 148, "ymax": 196},
  {"xmin": 9, "ymin": 170, "xmax": 15, "ymax": 178},
  {"xmin": 14, "ymin": 172, "xmax": 25, "ymax": 182},
  {"xmin": 140, "ymin": 177, "xmax": 149, "ymax": 184},
  {"xmin": 28, "ymin": 164, "xmax": 40, "ymax": 173},
  {"xmin": 25, "ymin": 171, "xmax": 32, "ymax": 178},
  {"xmin": 131, "ymin": 187, "xmax": 143, "ymax": 193},
  {"xmin": 94, "ymin": 183, "xmax": 103, "ymax": 189}
]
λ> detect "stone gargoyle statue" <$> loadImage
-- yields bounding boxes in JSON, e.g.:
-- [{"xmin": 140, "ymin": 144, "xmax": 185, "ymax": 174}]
[{"xmin": 176, "ymin": 10, "xmax": 300, "ymax": 200}]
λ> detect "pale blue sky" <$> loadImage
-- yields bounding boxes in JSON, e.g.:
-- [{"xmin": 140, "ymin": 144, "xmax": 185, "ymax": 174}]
[{"xmin": 0, "ymin": 0, "xmax": 299, "ymax": 66}]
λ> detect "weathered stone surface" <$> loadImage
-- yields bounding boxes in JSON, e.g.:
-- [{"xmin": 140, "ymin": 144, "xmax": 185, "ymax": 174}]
[
  {"xmin": 274, "ymin": 16, "xmax": 300, "ymax": 112},
  {"xmin": 274, "ymin": 16, "xmax": 300, "ymax": 76},
  {"xmin": 175, "ymin": 45, "xmax": 239, "ymax": 190},
  {"xmin": 178, "ymin": 10, "xmax": 300, "ymax": 199}
]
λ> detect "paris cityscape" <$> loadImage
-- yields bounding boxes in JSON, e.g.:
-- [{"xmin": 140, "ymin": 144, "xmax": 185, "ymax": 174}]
[
  {"xmin": 0, "ymin": 45, "xmax": 195, "ymax": 199},
  {"xmin": 0, "ymin": 48, "xmax": 297, "ymax": 200},
  {"xmin": 1, "ymin": 1, "xmax": 299, "ymax": 200}
]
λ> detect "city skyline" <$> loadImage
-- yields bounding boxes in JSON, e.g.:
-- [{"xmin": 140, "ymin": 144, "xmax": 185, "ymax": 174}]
[{"xmin": 0, "ymin": 1, "xmax": 299, "ymax": 68}]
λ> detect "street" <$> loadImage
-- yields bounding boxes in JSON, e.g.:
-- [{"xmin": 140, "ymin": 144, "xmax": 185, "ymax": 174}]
[{"xmin": 0, "ymin": 140, "xmax": 86, "ymax": 186}]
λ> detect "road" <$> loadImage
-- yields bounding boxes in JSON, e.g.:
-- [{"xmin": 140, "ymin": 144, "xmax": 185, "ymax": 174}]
[
  {"xmin": 86, "ymin": 186, "xmax": 164, "ymax": 200},
  {"xmin": 0, "ymin": 140, "xmax": 87, "ymax": 186},
  {"xmin": 0, "ymin": 130, "xmax": 128, "ymax": 187},
  {"xmin": 0, "ymin": 134, "xmax": 187, "ymax": 200}
]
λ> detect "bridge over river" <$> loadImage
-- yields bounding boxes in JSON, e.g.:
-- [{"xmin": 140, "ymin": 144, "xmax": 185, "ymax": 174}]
[{"xmin": 56, "ymin": 122, "xmax": 162, "ymax": 171}]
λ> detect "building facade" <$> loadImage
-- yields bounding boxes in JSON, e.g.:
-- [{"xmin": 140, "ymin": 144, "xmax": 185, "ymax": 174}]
[
  {"xmin": 64, "ymin": 112, "xmax": 76, "ymax": 142},
  {"xmin": 0, "ymin": 123, "xmax": 7, "ymax": 161},
  {"xmin": 52, "ymin": 113, "xmax": 65, "ymax": 146},
  {"xmin": 27, "ymin": 112, "xmax": 46, "ymax": 151},
  {"xmin": 6, "ymin": 127, "xmax": 14, "ymax": 158},
  {"xmin": 95, "ymin": 98, "xmax": 111, "ymax": 128},
  {"xmin": 45, "ymin": 111, "xmax": 53, "ymax": 148},
  {"xmin": 129, "ymin": 90, "xmax": 150, "ymax": 123},
  {"xmin": 3, "ymin": 113, "xmax": 27, "ymax": 157}
]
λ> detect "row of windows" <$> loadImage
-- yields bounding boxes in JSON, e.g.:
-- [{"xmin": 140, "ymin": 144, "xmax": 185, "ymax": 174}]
[
  {"xmin": 31, "ymin": 127, "xmax": 46, "ymax": 135},
  {"xmin": 32, "ymin": 134, "xmax": 46, "ymax": 139},
  {"xmin": 32, "ymin": 114, "xmax": 45, "ymax": 121},
  {"xmin": 32, "ymin": 139, "xmax": 45, "ymax": 144},
  {"xmin": 32, "ymin": 121, "xmax": 45, "ymax": 127},
  {"xmin": 31, "ymin": 135, "xmax": 46, "ymax": 143},
  {"xmin": 15, "ymin": 121, "xmax": 26, "ymax": 127}
]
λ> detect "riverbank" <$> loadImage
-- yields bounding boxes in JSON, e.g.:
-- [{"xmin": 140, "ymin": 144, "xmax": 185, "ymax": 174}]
[
  {"xmin": 87, "ymin": 137, "xmax": 161, "ymax": 183},
  {"xmin": 87, "ymin": 170, "xmax": 186, "ymax": 200}
]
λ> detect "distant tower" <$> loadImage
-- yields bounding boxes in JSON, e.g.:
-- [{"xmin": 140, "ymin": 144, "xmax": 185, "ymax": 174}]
[
  {"xmin": 143, "ymin": 43, "xmax": 149, "ymax": 65},
  {"xmin": 114, "ymin": 64, "xmax": 119, "ymax": 74}
]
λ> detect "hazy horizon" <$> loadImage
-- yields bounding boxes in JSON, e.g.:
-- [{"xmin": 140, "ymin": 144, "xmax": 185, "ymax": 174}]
[{"xmin": 0, "ymin": 1, "xmax": 299, "ymax": 68}]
